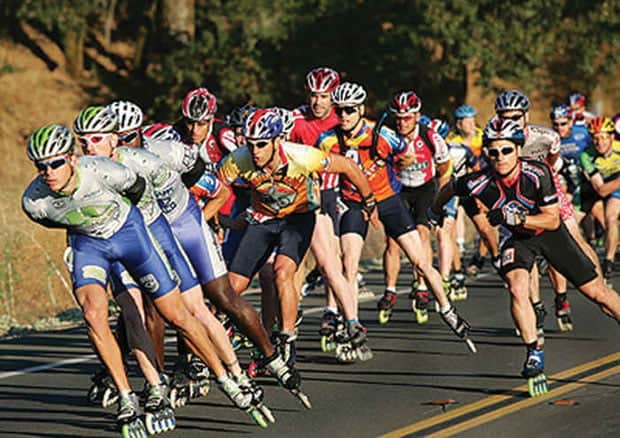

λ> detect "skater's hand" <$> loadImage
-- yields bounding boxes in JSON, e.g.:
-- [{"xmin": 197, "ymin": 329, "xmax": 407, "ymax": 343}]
[
  {"xmin": 361, "ymin": 194, "xmax": 381, "ymax": 229},
  {"xmin": 486, "ymin": 208, "xmax": 504, "ymax": 226},
  {"xmin": 426, "ymin": 206, "xmax": 442, "ymax": 227},
  {"xmin": 487, "ymin": 206, "xmax": 526, "ymax": 227}
]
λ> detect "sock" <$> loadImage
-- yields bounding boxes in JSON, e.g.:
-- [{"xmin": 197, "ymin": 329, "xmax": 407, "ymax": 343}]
[{"xmin": 385, "ymin": 287, "xmax": 396, "ymax": 293}]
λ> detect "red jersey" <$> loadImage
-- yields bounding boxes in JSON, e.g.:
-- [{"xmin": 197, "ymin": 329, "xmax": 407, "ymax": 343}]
[{"xmin": 291, "ymin": 105, "xmax": 340, "ymax": 190}]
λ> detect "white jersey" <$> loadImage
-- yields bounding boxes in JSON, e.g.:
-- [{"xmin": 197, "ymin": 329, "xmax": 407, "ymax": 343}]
[
  {"xmin": 447, "ymin": 142, "xmax": 473, "ymax": 178},
  {"xmin": 22, "ymin": 156, "xmax": 137, "ymax": 239},
  {"xmin": 143, "ymin": 139, "xmax": 192, "ymax": 223}
]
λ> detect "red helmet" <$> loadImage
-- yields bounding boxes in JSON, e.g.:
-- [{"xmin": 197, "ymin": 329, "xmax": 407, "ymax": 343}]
[
  {"xmin": 181, "ymin": 88, "xmax": 217, "ymax": 122},
  {"xmin": 389, "ymin": 91, "xmax": 422, "ymax": 114},
  {"xmin": 305, "ymin": 67, "xmax": 340, "ymax": 93}
]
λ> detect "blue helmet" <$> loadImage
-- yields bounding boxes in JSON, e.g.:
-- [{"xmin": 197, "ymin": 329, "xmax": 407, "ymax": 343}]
[
  {"xmin": 454, "ymin": 104, "xmax": 477, "ymax": 119},
  {"xmin": 429, "ymin": 118, "xmax": 450, "ymax": 139},
  {"xmin": 418, "ymin": 114, "xmax": 431, "ymax": 126},
  {"xmin": 244, "ymin": 109, "xmax": 283, "ymax": 139},
  {"xmin": 549, "ymin": 104, "xmax": 572, "ymax": 121},
  {"xmin": 483, "ymin": 116, "xmax": 525, "ymax": 147}
]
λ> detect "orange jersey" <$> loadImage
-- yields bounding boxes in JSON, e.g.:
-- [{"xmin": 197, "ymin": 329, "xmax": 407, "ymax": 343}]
[
  {"xmin": 217, "ymin": 141, "xmax": 330, "ymax": 222},
  {"xmin": 317, "ymin": 119, "xmax": 409, "ymax": 202}
]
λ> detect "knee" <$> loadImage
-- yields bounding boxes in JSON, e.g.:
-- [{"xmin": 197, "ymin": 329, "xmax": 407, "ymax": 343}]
[
  {"xmin": 273, "ymin": 263, "xmax": 295, "ymax": 287},
  {"xmin": 508, "ymin": 282, "xmax": 529, "ymax": 302},
  {"xmin": 82, "ymin": 304, "xmax": 108, "ymax": 330}
]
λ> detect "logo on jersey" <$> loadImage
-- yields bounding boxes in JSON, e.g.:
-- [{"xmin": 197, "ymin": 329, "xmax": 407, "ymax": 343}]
[
  {"xmin": 255, "ymin": 180, "xmax": 298, "ymax": 214},
  {"xmin": 52, "ymin": 199, "xmax": 66, "ymax": 209},
  {"xmin": 139, "ymin": 274, "xmax": 160, "ymax": 293},
  {"xmin": 501, "ymin": 248, "xmax": 515, "ymax": 266},
  {"xmin": 82, "ymin": 265, "xmax": 107, "ymax": 283}
]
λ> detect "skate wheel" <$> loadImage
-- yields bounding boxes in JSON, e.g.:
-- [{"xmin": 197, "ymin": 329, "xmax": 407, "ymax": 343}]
[
  {"xmin": 378, "ymin": 309, "xmax": 391, "ymax": 325},
  {"xmin": 465, "ymin": 338, "xmax": 477, "ymax": 354},
  {"xmin": 231, "ymin": 334, "xmax": 243, "ymax": 351},
  {"xmin": 259, "ymin": 404, "xmax": 276, "ymax": 423},
  {"xmin": 87, "ymin": 385, "xmax": 100, "ymax": 404},
  {"xmin": 102, "ymin": 387, "xmax": 119, "ymax": 409},
  {"xmin": 296, "ymin": 391, "xmax": 313, "ymax": 409},
  {"xmin": 415, "ymin": 309, "xmax": 429, "ymax": 324},
  {"xmin": 528, "ymin": 374, "xmax": 549, "ymax": 397},
  {"xmin": 557, "ymin": 317, "xmax": 573, "ymax": 332},
  {"xmin": 169, "ymin": 388, "xmax": 187, "ymax": 409},
  {"xmin": 514, "ymin": 327, "xmax": 521, "ymax": 337},
  {"xmin": 356, "ymin": 345, "xmax": 374, "ymax": 362},
  {"xmin": 320, "ymin": 336, "xmax": 329, "ymax": 353},
  {"xmin": 248, "ymin": 407, "xmax": 269, "ymax": 428},
  {"xmin": 121, "ymin": 418, "xmax": 147, "ymax": 438},
  {"xmin": 244, "ymin": 339, "xmax": 254, "ymax": 349}
]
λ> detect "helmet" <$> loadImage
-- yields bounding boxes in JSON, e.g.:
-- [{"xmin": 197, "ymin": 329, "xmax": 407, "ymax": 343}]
[
  {"xmin": 73, "ymin": 106, "xmax": 117, "ymax": 134},
  {"xmin": 588, "ymin": 117, "xmax": 614, "ymax": 135},
  {"xmin": 108, "ymin": 100, "xmax": 143, "ymax": 132},
  {"xmin": 454, "ymin": 104, "xmax": 477, "ymax": 119},
  {"xmin": 305, "ymin": 67, "xmax": 340, "ymax": 93},
  {"xmin": 226, "ymin": 104, "xmax": 256, "ymax": 127},
  {"xmin": 181, "ymin": 88, "xmax": 217, "ymax": 122},
  {"xmin": 568, "ymin": 92, "xmax": 586, "ymax": 107},
  {"xmin": 271, "ymin": 107, "xmax": 295, "ymax": 138},
  {"xmin": 494, "ymin": 90, "xmax": 530, "ymax": 113},
  {"xmin": 389, "ymin": 91, "xmax": 422, "ymax": 114},
  {"xmin": 549, "ymin": 104, "xmax": 572, "ymax": 121},
  {"xmin": 244, "ymin": 109, "xmax": 283, "ymax": 139},
  {"xmin": 429, "ymin": 118, "xmax": 450, "ymax": 139},
  {"xmin": 142, "ymin": 123, "xmax": 181, "ymax": 142},
  {"xmin": 27, "ymin": 124, "xmax": 75, "ymax": 161},
  {"xmin": 331, "ymin": 82, "xmax": 367, "ymax": 106},
  {"xmin": 483, "ymin": 116, "xmax": 526, "ymax": 147}
]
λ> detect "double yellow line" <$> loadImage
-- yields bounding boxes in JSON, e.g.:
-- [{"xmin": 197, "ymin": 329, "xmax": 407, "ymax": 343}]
[{"xmin": 379, "ymin": 352, "xmax": 620, "ymax": 438}]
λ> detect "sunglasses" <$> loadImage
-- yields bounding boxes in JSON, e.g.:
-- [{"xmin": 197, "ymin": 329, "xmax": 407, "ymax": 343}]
[
  {"xmin": 552, "ymin": 121, "xmax": 569, "ymax": 127},
  {"xmin": 79, "ymin": 134, "xmax": 109, "ymax": 147},
  {"xmin": 335, "ymin": 106, "xmax": 358, "ymax": 116},
  {"xmin": 395, "ymin": 115, "xmax": 416, "ymax": 122},
  {"xmin": 118, "ymin": 131, "xmax": 140, "ymax": 144},
  {"xmin": 500, "ymin": 113, "xmax": 524, "ymax": 122},
  {"xmin": 184, "ymin": 118, "xmax": 211, "ymax": 126},
  {"xmin": 36, "ymin": 156, "xmax": 69, "ymax": 172},
  {"xmin": 247, "ymin": 139, "xmax": 271, "ymax": 149},
  {"xmin": 487, "ymin": 147, "xmax": 515, "ymax": 159}
]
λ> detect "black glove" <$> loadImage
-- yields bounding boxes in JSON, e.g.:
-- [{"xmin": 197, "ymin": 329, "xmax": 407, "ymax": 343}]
[
  {"xmin": 361, "ymin": 193, "xmax": 377, "ymax": 218},
  {"xmin": 487, "ymin": 208, "xmax": 504, "ymax": 226},
  {"xmin": 427, "ymin": 206, "xmax": 443, "ymax": 227},
  {"xmin": 487, "ymin": 206, "xmax": 526, "ymax": 227}
]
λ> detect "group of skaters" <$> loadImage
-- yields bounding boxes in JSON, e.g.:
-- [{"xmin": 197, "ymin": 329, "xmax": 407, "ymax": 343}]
[{"xmin": 21, "ymin": 65, "xmax": 620, "ymax": 436}]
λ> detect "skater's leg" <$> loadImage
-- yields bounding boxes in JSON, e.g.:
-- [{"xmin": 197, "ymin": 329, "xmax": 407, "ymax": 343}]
[
  {"xmin": 604, "ymin": 198, "xmax": 620, "ymax": 263},
  {"xmin": 505, "ymin": 269, "xmax": 538, "ymax": 345},
  {"xmin": 144, "ymin": 291, "xmax": 166, "ymax": 370},
  {"xmin": 437, "ymin": 217, "xmax": 455, "ymax": 279},
  {"xmin": 341, "ymin": 233, "xmax": 365, "ymax": 312},
  {"xmin": 383, "ymin": 236, "xmax": 401, "ymax": 290},
  {"xmin": 259, "ymin": 262, "xmax": 279, "ymax": 335},
  {"xmin": 75, "ymin": 284, "xmax": 131, "ymax": 392},
  {"xmin": 578, "ymin": 277, "xmax": 620, "ymax": 320},
  {"xmin": 273, "ymin": 254, "xmax": 300, "ymax": 334}
]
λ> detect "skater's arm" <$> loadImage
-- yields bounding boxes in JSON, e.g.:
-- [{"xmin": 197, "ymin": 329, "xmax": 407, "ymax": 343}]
[{"xmin": 431, "ymin": 181, "xmax": 456, "ymax": 214}]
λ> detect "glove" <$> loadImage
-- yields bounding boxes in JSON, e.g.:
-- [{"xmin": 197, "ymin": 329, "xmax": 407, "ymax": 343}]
[
  {"xmin": 427, "ymin": 206, "xmax": 443, "ymax": 227},
  {"xmin": 486, "ymin": 208, "xmax": 504, "ymax": 226},
  {"xmin": 487, "ymin": 206, "xmax": 526, "ymax": 227},
  {"xmin": 361, "ymin": 193, "xmax": 377, "ymax": 218}
]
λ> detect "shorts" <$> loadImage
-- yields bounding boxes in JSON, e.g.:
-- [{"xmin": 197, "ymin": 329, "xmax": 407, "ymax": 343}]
[
  {"xmin": 230, "ymin": 211, "xmax": 316, "ymax": 278},
  {"xmin": 319, "ymin": 188, "xmax": 340, "ymax": 235},
  {"xmin": 170, "ymin": 197, "xmax": 228, "ymax": 285},
  {"xmin": 340, "ymin": 195, "xmax": 415, "ymax": 239},
  {"xmin": 443, "ymin": 195, "xmax": 460, "ymax": 219},
  {"xmin": 499, "ymin": 223, "xmax": 597, "ymax": 287},
  {"xmin": 579, "ymin": 181, "xmax": 599, "ymax": 214},
  {"xmin": 110, "ymin": 214, "xmax": 199, "ymax": 295},
  {"xmin": 400, "ymin": 179, "xmax": 438, "ymax": 228},
  {"xmin": 69, "ymin": 207, "xmax": 178, "ymax": 299}
]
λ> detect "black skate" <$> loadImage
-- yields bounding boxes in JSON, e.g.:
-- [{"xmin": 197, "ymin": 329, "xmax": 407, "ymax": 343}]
[
  {"xmin": 272, "ymin": 332, "xmax": 297, "ymax": 368},
  {"xmin": 169, "ymin": 355, "xmax": 210, "ymax": 408},
  {"xmin": 555, "ymin": 294, "xmax": 573, "ymax": 332},
  {"xmin": 236, "ymin": 372, "xmax": 276, "ymax": 425},
  {"xmin": 451, "ymin": 272, "xmax": 468, "ymax": 301},
  {"xmin": 334, "ymin": 318, "xmax": 357, "ymax": 364},
  {"xmin": 218, "ymin": 375, "xmax": 268, "ymax": 428},
  {"xmin": 264, "ymin": 353, "xmax": 312, "ymax": 409},
  {"xmin": 377, "ymin": 290, "xmax": 397, "ymax": 324},
  {"xmin": 143, "ymin": 383, "xmax": 176, "ymax": 435},
  {"xmin": 301, "ymin": 268, "xmax": 323, "ymax": 296},
  {"xmin": 533, "ymin": 302, "xmax": 547, "ymax": 346},
  {"xmin": 347, "ymin": 321, "xmax": 373, "ymax": 362},
  {"xmin": 87, "ymin": 367, "xmax": 118, "ymax": 408},
  {"xmin": 319, "ymin": 311, "xmax": 338, "ymax": 352},
  {"xmin": 521, "ymin": 348, "xmax": 548, "ymax": 397},
  {"xmin": 117, "ymin": 392, "xmax": 147, "ymax": 438},
  {"xmin": 603, "ymin": 259, "xmax": 614, "ymax": 286},
  {"xmin": 440, "ymin": 306, "xmax": 477, "ymax": 353}
]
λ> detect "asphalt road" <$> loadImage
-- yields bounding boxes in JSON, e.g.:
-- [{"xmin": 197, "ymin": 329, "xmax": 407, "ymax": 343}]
[{"xmin": 0, "ymin": 264, "xmax": 618, "ymax": 438}]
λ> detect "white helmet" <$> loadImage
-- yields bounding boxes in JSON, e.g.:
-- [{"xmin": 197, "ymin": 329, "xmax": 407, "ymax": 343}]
[
  {"xmin": 27, "ymin": 125, "xmax": 75, "ymax": 161},
  {"xmin": 73, "ymin": 106, "xmax": 117, "ymax": 135},
  {"xmin": 495, "ymin": 90, "xmax": 530, "ymax": 113},
  {"xmin": 483, "ymin": 116, "xmax": 526, "ymax": 147},
  {"xmin": 331, "ymin": 82, "xmax": 367, "ymax": 106},
  {"xmin": 108, "ymin": 101, "xmax": 144, "ymax": 132}
]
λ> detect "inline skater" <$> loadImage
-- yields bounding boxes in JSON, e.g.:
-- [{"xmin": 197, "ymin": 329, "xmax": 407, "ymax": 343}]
[
  {"xmin": 431, "ymin": 117, "xmax": 620, "ymax": 397},
  {"xmin": 22, "ymin": 124, "xmax": 260, "ymax": 435},
  {"xmin": 317, "ymin": 83, "xmax": 476, "ymax": 352},
  {"xmin": 379, "ymin": 92, "xmax": 453, "ymax": 324},
  {"xmin": 568, "ymin": 92, "xmax": 596, "ymax": 128}
]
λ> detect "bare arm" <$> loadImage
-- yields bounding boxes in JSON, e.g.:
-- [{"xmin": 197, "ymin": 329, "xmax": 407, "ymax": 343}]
[
  {"xmin": 589, "ymin": 173, "xmax": 620, "ymax": 198},
  {"xmin": 431, "ymin": 180, "xmax": 456, "ymax": 214},
  {"xmin": 522, "ymin": 203, "xmax": 560, "ymax": 231},
  {"xmin": 201, "ymin": 184, "xmax": 231, "ymax": 222}
]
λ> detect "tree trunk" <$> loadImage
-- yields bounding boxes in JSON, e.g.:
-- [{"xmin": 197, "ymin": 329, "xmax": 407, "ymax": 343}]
[
  {"xmin": 160, "ymin": 0, "xmax": 195, "ymax": 46},
  {"xmin": 64, "ymin": 25, "xmax": 86, "ymax": 77},
  {"xmin": 103, "ymin": 0, "xmax": 117, "ymax": 46},
  {"xmin": 133, "ymin": 0, "xmax": 158, "ymax": 73}
]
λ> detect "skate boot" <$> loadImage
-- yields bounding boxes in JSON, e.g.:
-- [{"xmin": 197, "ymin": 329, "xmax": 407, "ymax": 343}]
[
  {"xmin": 143, "ymin": 383, "xmax": 176, "ymax": 435},
  {"xmin": 443, "ymin": 276, "xmax": 456, "ymax": 302},
  {"xmin": 377, "ymin": 290, "xmax": 397, "ymax": 324},
  {"xmin": 521, "ymin": 347, "xmax": 548, "ymax": 397},
  {"xmin": 357, "ymin": 272, "xmax": 374, "ymax": 300},
  {"xmin": 533, "ymin": 302, "xmax": 547, "ymax": 346},
  {"xmin": 465, "ymin": 253, "xmax": 484, "ymax": 277},
  {"xmin": 440, "ymin": 306, "xmax": 477, "ymax": 353},
  {"xmin": 272, "ymin": 332, "xmax": 297, "ymax": 368},
  {"xmin": 169, "ymin": 355, "xmax": 210, "ymax": 408},
  {"xmin": 301, "ymin": 268, "xmax": 323, "ymax": 296},
  {"xmin": 554, "ymin": 294, "xmax": 573, "ymax": 332},
  {"xmin": 319, "ymin": 310, "xmax": 338, "ymax": 352},
  {"xmin": 218, "ymin": 374, "xmax": 268, "ymax": 428},
  {"xmin": 236, "ymin": 372, "xmax": 276, "ymax": 425},
  {"xmin": 263, "ymin": 353, "xmax": 312, "ymax": 409},
  {"xmin": 87, "ymin": 366, "xmax": 119, "ymax": 408},
  {"xmin": 334, "ymin": 317, "xmax": 357, "ymax": 364},
  {"xmin": 602, "ymin": 259, "xmax": 614, "ymax": 286},
  {"xmin": 411, "ymin": 288, "xmax": 430, "ymax": 324},
  {"xmin": 117, "ymin": 392, "xmax": 147, "ymax": 438},
  {"xmin": 451, "ymin": 271, "xmax": 468, "ymax": 301},
  {"xmin": 347, "ymin": 321, "xmax": 373, "ymax": 362}
]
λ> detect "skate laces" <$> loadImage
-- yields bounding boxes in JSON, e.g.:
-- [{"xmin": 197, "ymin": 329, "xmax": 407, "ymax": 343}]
[
  {"xmin": 117, "ymin": 393, "xmax": 139, "ymax": 419},
  {"xmin": 188, "ymin": 357, "xmax": 209, "ymax": 379},
  {"xmin": 219, "ymin": 376, "xmax": 251, "ymax": 408}
]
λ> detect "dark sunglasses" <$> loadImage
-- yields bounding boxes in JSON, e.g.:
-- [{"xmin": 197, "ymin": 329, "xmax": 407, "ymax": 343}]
[
  {"xmin": 487, "ymin": 147, "xmax": 515, "ymax": 159},
  {"xmin": 118, "ymin": 131, "xmax": 140, "ymax": 144},
  {"xmin": 335, "ymin": 106, "xmax": 358, "ymax": 116},
  {"xmin": 36, "ymin": 156, "xmax": 69, "ymax": 172},
  {"xmin": 500, "ymin": 113, "xmax": 524, "ymax": 122},
  {"xmin": 247, "ymin": 139, "xmax": 271, "ymax": 149},
  {"xmin": 552, "ymin": 121, "xmax": 569, "ymax": 127}
]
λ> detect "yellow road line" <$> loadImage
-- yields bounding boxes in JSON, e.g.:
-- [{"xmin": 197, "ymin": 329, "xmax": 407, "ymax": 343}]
[
  {"xmin": 379, "ymin": 352, "xmax": 620, "ymax": 438},
  {"xmin": 428, "ymin": 365, "xmax": 620, "ymax": 438}
]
